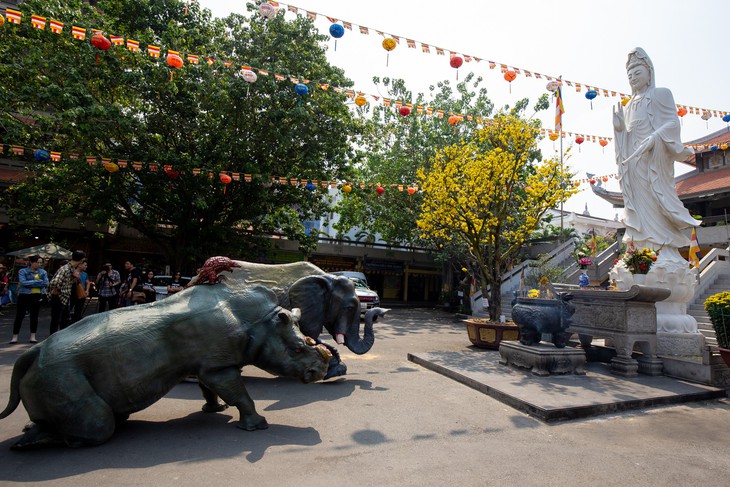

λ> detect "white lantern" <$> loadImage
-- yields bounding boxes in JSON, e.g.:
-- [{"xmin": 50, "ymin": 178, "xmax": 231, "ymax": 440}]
[
  {"xmin": 546, "ymin": 80, "xmax": 560, "ymax": 92},
  {"xmin": 259, "ymin": 3, "xmax": 276, "ymax": 19},
  {"xmin": 242, "ymin": 69, "xmax": 257, "ymax": 83}
]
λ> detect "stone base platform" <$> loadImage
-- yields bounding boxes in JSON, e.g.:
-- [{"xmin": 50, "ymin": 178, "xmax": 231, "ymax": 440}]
[
  {"xmin": 499, "ymin": 342, "xmax": 586, "ymax": 376},
  {"xmin": 408, "ymin": 348, "xmax": 726, "ymax": 422}
]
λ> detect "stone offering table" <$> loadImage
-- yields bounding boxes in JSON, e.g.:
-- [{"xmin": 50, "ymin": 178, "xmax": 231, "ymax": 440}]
[{"xmin": 554, "ymin": 284, "xmax": 670, "ymax": 377}]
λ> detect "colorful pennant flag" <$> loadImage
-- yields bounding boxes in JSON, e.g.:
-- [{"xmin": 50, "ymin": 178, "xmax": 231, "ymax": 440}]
[
  {"xmin": 72, "ymin": 26, "xmax": 86, "ymax": 40},
  {"xmin": 49, "ymin": 19, "xmax": 64, "ymax": 34},
  {"xmin": 30, "ymin": 15, "xmax": 46, "ymax": 30},
  {"xmin": 5, "ymin": 9, "xmax": 22, "ymax": 24},
  {"xmin": 148, "ymin": 45, "xmax": 160, "ymax": 58},
  {"xmin": 50, "ymin": 151, "xmax": 61, "ymax": 162},
  {"xmin": 127, "ymin": 39, "xmax": 140, "ymax": 52},
  {"xmin": 689, "ymin": 228, "xmax": 702, "ymax": 268},
  {"xmin": 555, "ymin": 85, "xmax": 565, "ymax": 133},
  {"xmin": 110, "ymin": 35, "xmax": 124, "ymax": 46}
]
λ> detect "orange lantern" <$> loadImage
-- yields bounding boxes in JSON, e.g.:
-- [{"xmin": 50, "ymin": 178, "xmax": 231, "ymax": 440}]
[
  {"xmin": 677, "ymin": 107, "xmax": 687, "ymax": 117},
  {"xmin": 599, "ymin": 139, "xmax": 608, "ymax": 147},
  {"xmin": 573, "ymin": 181, "xmax": 581, "ymax": 187},
  {"xmin": 621, "ymin": 97, "xmax": 631, "ymax": 107},
  {"xmin": 354, "ymin": 95, "xmax": 367, "ymax": 107},
  {"xmin": 549, "ymin": 133, "xmax": 559, "ymax": 141},
  {"xmin": 382, "ymin": 38, "xmax": 396, "ymax": 67},
  {"xmin": 602, "ymin": 176, "xmax": 609, "ymax": 183},
  {"xmin": 167, "ymin": 51, "xmax": 183, "ymax": 80},
  {"xmin": 504, "ymin": 70, "xmax": 516, "ymax": 93},
  {"xmin": 407, "ymin": 186, "xmax": 416, "ymax": 195},
  {"xmin": 448, "ymin": 115, "xmax": 460, "ymax": 125}
]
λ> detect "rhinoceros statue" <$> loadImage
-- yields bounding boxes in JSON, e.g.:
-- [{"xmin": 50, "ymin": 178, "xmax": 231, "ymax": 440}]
[{"xmin": 0, "ymin": 284, "xmax": 330, "ymax": 449}]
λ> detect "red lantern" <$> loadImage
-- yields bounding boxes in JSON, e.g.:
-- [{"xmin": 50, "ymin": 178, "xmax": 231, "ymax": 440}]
[
  {"xmin": 399, "ymin": 106, "xmax": 411, "ymax": 117},
  {"xmin": 589, "ymin": 179, "xmax": 596, "ymax": 185},
  {"xmin": 407, "ymin": 186, "xmax": 416, "ymax": 195},
  {"xmin": 575, "ymin": 135, "xmax": 584, "ymax": 152},
  {"xmin": 165, "ymin": 168, "xmax": 180, "ymax": 179},
  {"xmin": 220, "ymin": 172, "xmax": 232, "ymax": 194},
  {"xmin": 599, "ymin": 139, "xmax": 608, "ymax": 147},
  {"xmin": 677, "ymin": 107, "xmax": 688, "ymax": 117},
  {"xmin": 91, "ymin": 33, "xmax": 111, "ymax": 64},
  {"xmin": 375, "ymin": 185, "xmax": 385, "ymax": 195},
  {"xmin": 504, "ymin": 70, "xmax": 516, "ymax": 93},
  {"xmin": 450, "ymin": 54, "xmax": 463, "ymax": 80}
]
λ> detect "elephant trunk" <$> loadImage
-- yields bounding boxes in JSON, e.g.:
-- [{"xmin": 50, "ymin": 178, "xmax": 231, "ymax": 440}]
[{"xmin": 344, "ymin": 308, "xmax": 388, "ymax": 355}]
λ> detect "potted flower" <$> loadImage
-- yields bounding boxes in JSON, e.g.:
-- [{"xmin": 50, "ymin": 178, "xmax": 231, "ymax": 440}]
[
  {"xmin": 577, "ymin": 257, "xmax": 592, "ymax": 287},
  {"xmin": 704, "ymin": 291, "xmax": 730, "ymax": 367},
  {"xmin": 621, "ymin": 242, "xmax": 658, "ymax": 275}
]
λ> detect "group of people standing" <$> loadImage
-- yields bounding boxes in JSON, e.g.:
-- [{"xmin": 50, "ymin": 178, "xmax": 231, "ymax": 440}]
[{"xmin": 7, "ymin": 253, "xmax": 187, "ymax": 344}]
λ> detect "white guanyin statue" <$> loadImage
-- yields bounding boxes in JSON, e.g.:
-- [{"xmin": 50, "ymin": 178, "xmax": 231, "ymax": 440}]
[{"xmin": 610, "ymin": 48, "xmax": 702, "ymax": 354}]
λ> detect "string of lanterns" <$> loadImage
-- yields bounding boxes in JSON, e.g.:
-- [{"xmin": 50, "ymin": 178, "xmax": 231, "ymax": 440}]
[
  {"xmin": 0, "ymin": 7, "xmax": 617, "ymax": 146},
  {"xmin": 275, "ymin": 1, "xmax": 730, "ymax": 121},
  {"xmin": 2, "ymin": 141, "xmax": 623, "ymax": 190}
]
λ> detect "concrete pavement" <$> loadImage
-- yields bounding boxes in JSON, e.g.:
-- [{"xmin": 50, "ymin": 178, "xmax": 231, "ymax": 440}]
[{"xmin": 0, "ymin": 304, "xmax": 729, "ymax": 486}]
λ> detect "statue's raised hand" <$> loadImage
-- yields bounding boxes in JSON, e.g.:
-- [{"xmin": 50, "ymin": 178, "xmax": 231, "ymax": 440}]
[{"xmin": 613, "ymin": 102, "xmax": 625, "ymax": 132}]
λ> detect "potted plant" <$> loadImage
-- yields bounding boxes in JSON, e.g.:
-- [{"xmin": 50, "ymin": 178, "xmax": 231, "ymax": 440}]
[
  {"xmin": 464, "ymin": 316, "xmax": 520, "ymax": 350},
  {"xmin": 620, "ymin": 242, "xmax": 658, "ymax": 276},
  {"xmin": 704, "ymin": 291, "xmax": 730, "ymax": 367}
]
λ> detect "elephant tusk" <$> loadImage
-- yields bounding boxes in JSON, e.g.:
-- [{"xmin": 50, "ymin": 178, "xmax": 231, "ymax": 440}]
[{"xmin": 316, "ymin": 344, "xmax": 332, "ymax": 362}]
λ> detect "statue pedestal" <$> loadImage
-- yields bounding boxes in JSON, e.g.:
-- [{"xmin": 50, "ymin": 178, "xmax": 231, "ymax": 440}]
[
  {"xmin": 610, "ymin": 248, "xmax": 704, "ymax": 357},
  {"xmin": 499, "ymin": 341, "xmax": 586, "ymax": 376}
]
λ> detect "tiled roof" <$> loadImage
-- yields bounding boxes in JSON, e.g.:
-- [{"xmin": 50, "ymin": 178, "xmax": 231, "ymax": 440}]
[
  {"xmin": 683, "ymin": 128, "xmax": 730, "ymax": 165},
  {"xmin": 676, "ymin": 166, "xmax": 730, "ymax": 197}
]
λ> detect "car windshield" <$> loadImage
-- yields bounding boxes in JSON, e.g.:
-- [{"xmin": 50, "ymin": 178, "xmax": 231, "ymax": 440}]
[{"xmin": 350, "ymin": 278, "xmax": 369, "ymax": 290}]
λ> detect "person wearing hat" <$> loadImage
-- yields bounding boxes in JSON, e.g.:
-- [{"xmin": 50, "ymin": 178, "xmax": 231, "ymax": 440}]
[{"xmin": 10, "ymin": 255, "xmax": 48, "ymax": 344}]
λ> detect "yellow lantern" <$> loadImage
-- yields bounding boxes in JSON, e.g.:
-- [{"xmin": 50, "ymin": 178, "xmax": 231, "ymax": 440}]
[
  {"xmin": 355, "ymin": 95, "xmax": 367, "ymax": 107},
  {"xmin": 103, "ymin": 162, "xmax": 120, "ymax": 173},
  {"xmin": 342, "ymin": 184, "xmax": 352, "ymax": 193},
  {"xmin": 549, "ymin": 133, "xmax": 559, "ymax": 141},
  {"xmin": 382, "ymin": 38, "xmax": 396, "ymax": 67}
]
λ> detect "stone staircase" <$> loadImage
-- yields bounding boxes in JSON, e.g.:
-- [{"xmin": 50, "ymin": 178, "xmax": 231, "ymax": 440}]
[{"xmin": 688, "ymin": 273, "xmax": 730, "ymax": 353}]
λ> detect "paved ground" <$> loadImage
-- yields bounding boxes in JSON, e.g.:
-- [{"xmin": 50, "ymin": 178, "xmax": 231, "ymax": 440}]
[{"xmin": 0, "ymin": 303, "xmax": 730, "ymax": 486}]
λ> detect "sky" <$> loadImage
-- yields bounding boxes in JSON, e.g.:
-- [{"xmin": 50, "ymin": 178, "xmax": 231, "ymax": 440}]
[{"xmin": 197, "ymin": 0, "xmax": 730, "ymax": 220}]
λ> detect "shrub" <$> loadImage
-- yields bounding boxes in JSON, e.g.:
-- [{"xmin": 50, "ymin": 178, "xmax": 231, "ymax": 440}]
[{"xmin": 704, "ymin": 291, "xmax": 730, "ymax": 349}]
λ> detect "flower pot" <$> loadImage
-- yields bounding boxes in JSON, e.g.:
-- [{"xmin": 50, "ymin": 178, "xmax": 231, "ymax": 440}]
[
  {"xmin": 719, "ymin": 347, "xmax": 730, "ymax": 368},
  {"xmin": 464, "ymin": 319, "xmax": 520, "ymax": 350}
]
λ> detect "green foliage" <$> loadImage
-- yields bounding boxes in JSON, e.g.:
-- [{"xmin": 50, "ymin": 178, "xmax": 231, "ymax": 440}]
[
  {"xmin": 333, "ymin": 73, "xmax": 494, "ymax": 246},
  {"xmin": 524, "ymin": 254, "xmax": 564, "ymax": 289},
  {"xmin": 0, "ymin": 0, "xmax": 360, "ymax": 270},
  {"xmin": 705, "ymin": 291, "xmax": 730, "ymax": 348}
]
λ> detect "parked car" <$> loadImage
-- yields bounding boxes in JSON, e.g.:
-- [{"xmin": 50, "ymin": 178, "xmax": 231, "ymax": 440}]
[
  {"xmin": 153, "ymin": 275, "xmax": 192, "ymax": 300},
  {"xmin": 331, "ymin": 271, "xmax": 380, "ymax": 314}
]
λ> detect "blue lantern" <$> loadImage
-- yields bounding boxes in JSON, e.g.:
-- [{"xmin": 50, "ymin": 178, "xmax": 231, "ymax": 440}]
[
  {"xmin": 723, "ymin": 114, "xmax": 730, "ymax": 131},
  {"xmin": 711, "ymin": 145, "xmax": 718, "ymax": 151},
  {"xmin": 329, "ymin": 23, "xmax": 344, "ymax": 51},
  {"xmin": 295, "ymin": 83, "xmax": 309, "ymax": 96},
  {"xmin": 305, "ymin": 181, "xmax": 316, "ymax": 192},
  {"xmin": 585, "ymin": 90, "xmax": 598, "ymax": 110},
  {"xmin": 33, "ymin": 149, "xmax": 50, "ymax": 162}
]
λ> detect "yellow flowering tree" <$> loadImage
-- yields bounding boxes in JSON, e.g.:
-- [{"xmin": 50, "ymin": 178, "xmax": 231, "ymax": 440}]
[{"xmin": 417, "ymin": 112, "xmax": 577, "ymax": 319}]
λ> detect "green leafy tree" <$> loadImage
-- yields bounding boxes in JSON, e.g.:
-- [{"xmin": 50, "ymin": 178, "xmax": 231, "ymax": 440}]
[
  {"xmin": 0, "ymin": 0, "xmax": 361, "ymax": 271},
  {"xmin": 417, "ymin": 111, "xmax": 577, "ymax": 320},
  {"xmin": 333, "ymin": 73, "xmax": 494, "ymax": 246}
]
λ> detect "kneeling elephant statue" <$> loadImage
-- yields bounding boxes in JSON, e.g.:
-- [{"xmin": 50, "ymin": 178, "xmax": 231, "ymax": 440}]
[
  {"xmin": 0, "ymin": 284, "xmax": 330, "ymax": 449},
  {"xmin": 195, "ymin": 260, "xmax": 388, "ymax": 379}
]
